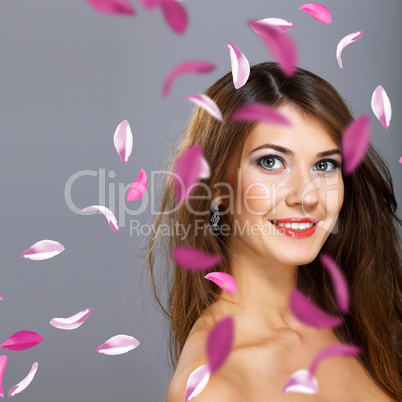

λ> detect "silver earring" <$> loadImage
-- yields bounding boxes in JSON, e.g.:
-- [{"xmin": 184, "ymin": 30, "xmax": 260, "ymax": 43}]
[{"xmin": 210, "ymin": 200, "xmax": 221, "ymax": 235}]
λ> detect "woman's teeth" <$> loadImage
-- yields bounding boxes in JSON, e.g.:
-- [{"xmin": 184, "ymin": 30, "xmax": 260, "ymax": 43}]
[{"xmin": 270, "ymin": 220, "xmax": 314, "ymax": 231}]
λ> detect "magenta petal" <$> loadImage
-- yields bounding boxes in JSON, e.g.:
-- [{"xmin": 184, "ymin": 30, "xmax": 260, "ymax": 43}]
[
  {"xmin": 226, "ymin": 41, "xmax": 250, "ymax": 89},
  {"xmin": 86, "ymin": 0, "xmax": 135, "ymax": 15},
  {"xmin": 137, "ymin": 0, "xmax": 160, "ymax": 9},
  {"xmin": 341, "ymin": 115, "xmax": 371, "ymax": 175},
  {"xmin": 282, "ymin": 369, "xmax": 318, "ymax": 394},
  {"xmin": 20, "ymin": 239, "xmax": 65, "ymax": 261},
  {"xmin": 371, "ymin": 85, "xmax": 392, "ymax": 130},
  {"xmin": 399, "ymin": 156, "xmax": 402, "ymax": 164},
  {"xmin": 336, "ymin": 31, "xmax": 364, "ymax": 69},
  {"xmin": 82, "ymin": 205, "xmax": 119, "ymax": 233},
  {"xmin": 204, "ymin": 272, "xmax": 237, "ymax": 293},
  {"xmin": 95, "ymin": 334, "xmax": 140, "ymax": 355},
  {"xmin": 127, "ymin": 168, "xmax": 148, "ymax": 201},
  {"xmin": 299, "ymin": 3, "xmax": 332, "ymax": 24},
  {"xmin": 0, "ymin": 294, "xmax": 2, "ymax": 301},
  {"xmin": 206, "ymin": 316, "xmax": 234, "ymax": 374},
  {"xmin": 320, "ymin": 254, "xmax": 349, "ymax": 313},
  {"xmin": 162, "ymin": 60, "xmax": 216, "ymax": 98},
  {"xmin": 50, "ymin": 309, "xmax": 93, "ymax": 330},
  {"xmin": 185, "ymin": 364, "xmax": 211, "ymax": 401},
  {"xmin": 231, "ymin": 103, "xmax": 292, "ymax": 126},
  {"xmin": 0, "ymin": 356, "xmax": 7, "ymax": 398},
  {"xmin": 159, "ymin": 0, "xmax": 188, "ymax": 35},
  {"xmin": 8, "ymin": 362, "xmax": 38, "ymax": 398},
  {"xmin": 186, "ymin": 94, "xmax": 223, "ymax": 121},
  {"xmin": 0, "ymin": 331, "xmax": 43, "ymax": 351},
  {"xmin": 173, "ymin": 247, "xmax": 221, "ymax": 271},
  {"xmin": 113, "ymin": 120, "xmax": 133, "ymax": 165},
  {"xmin": 249, "ymin": 21, "xmax": 298, "ymax": 77},
  {"xmin": 289, "ymin": 289, "xmax": 343, "ymax": 328}
]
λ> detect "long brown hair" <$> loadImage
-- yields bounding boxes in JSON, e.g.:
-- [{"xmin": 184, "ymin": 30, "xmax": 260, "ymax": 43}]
[{"xmin": 143, "ymin": 62, "xmax": 402, "ymax": 400}]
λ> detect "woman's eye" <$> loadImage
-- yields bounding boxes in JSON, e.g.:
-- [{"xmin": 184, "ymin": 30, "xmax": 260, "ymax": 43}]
[
  {"xmin": 258, "ymin": 155, "xmax": 283, "ymax": 171},
  {"xmin": 314, "ymin": 160, "xmax": 342, "ymax": 173}
]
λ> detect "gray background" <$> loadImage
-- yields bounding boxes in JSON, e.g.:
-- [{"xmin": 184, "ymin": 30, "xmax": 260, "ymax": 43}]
[{"xmin": 1, "ymin": 1, "xmax": 401, "ymax": 401}]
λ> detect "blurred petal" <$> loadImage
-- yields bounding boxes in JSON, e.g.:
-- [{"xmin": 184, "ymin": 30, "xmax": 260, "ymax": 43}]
[
  {"xmin": 172, "ymin": 247, "xmax": 221, "ymax": 271},
  {"xmin": 251, "ymin": 18, "xmax": 295, "ymax": 33},
  {"xmin": 185, "ymin": 364, "xmax": 211, "ymax": 401},
  {"xmin": 160, "ymin": 0, "xmax": 188, "ymax": 35},
  {"xmin": 371, "ymin": 85, "xmax": 392, "ymax": 130},
  {"xmin": 162, "ymin": 60, "xmax": 216, "ymax": 97},
  {"xmin": 204, "ymin": 272, "xmax": 237, "ymax": 292},
  {"xmin": 336, "ymin": 31, "xmax": 364, "ymax": 69},
  {"xmin": 127, "ymin": 168, "xmax": 147, "ymax": 201},
  {"xmin": 137, "ymin": 0, "xmax": 160, "ymax": 9},
  {"xmin": 0, "ymin": 294, "xmax": 2, "ymax": 301},
  {"xmin": 113, "ymin": 120, "xmax": 133, "ymax": 165},
  {"xmin": 282, "ymin": 369, "xmax": 318, "ymax": 394},
  {"xmin": 289, "ymin": 289, "xmax": 343, "ymax": 328},
  {"xmin": 8, "ymin": 362, "xmax": 38, "ymax": 398},
  {"xmin": 226, "ymin": 41, "xmax": 250, "ymax": 89},
  {"xmin": 231, "ymin": 103, "xmax": 292, "ymax": 126},
  {"xmin": 20, "ymin": 239, "xmax": 65, "ymax": 261},
  {"xmin": 249, "ymin": 21, "xmax": 298, "ymax": 76},
  {"xmin": 320, "ymin": 254, "xmax": 349, "ymax": 313},
  {"xmin": 206, "ymin": 316, "xmax": 234, "ymax": 374},
  {"xmin": 82, "ymin": 205, "xmax": 119, "ymax": 233},
  {"xmin": 299, "ymin": 3, "xmax": 332, "ymax": 24},
  {"xmin": 186, "ymin": 94, "xmax": 223, "ymax": 121},
  {"xmin": 341, "ymin": 115, "xmax": 371, "ymax": 175},
  {"xmin": 0, "ymin": 355, "xmax": 7, "ymax": 398},
  {"xmin": 95, "ymin": 334, "xmax": 140, "ymax": 355},
  {"xmin": 399, "ymin": 156, "xmax": 402, "ymax": 164},
  {"xmin": 50, "ymin": 309, "xmax": 93, "ymax": 330},
  {"xmin": 0, "ymin": 331, "xmax": 43, "ymax": 351},
  {"xmin": 86, "ymin": 0, "xmax": 135, "ymax": 15}
]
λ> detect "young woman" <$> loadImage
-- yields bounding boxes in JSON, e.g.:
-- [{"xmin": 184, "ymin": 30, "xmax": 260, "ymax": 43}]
[{"xmin": 145, "ymin": 62, "xmax": 401, "ymax": 401}]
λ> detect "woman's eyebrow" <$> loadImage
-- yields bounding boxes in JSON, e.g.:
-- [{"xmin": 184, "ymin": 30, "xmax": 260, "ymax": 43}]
[{"xmin": 248, "ymin": 143, "xmax": 342, "ymax": 158}]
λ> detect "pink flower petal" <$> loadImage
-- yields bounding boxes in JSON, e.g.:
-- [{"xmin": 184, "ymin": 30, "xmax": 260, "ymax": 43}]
[
  {"xmin": 251, "ymin": 18, "xmax": 295, "ymax": 34},
  {"xmin": 299, "ymin": 3, "xmax": 332, "ymax": 24},
  {"xmin": 20, "ymin": 239, "xmax": 65, "ymax": 261},
  {"xmin": 320, "ymin": 254, "xmax": 349, "ymax": 313},
  {"xmin": 226, "ymin": 41, "xmax": 250, "ymax": 89},
  {"xmin": 206, "ymin": 316, "xmax": 234, "ymax": 374},
  {"xmin": 371, "ymin": 85, "xmax": 392, "ymax": 130},
  {"xmin": 0, "ymin": 294, "xmax": 2, "ymax": 301},
  {"xmin": 186, "ymin": 94, "xmax": 223, "ymax": 121},
  {"xmin": 185, "ymin": 364, "xmax": 211, "ymax": 401},
  {"xmin": 231, "ymin": 103, "xmax": 292, "ymax": 126},
  {"xmin": 399, "ymin": 156, "xmax": 402, "ymax": 164},
  {"xmin": 127, "ymin": 168, "xmax": 148, "ymax": 201},
  {"xmin": 172, "ymin": 247, "xmax": 221, "ymax": 271},
  {"xmin": 159, "ymin": 0, "xmax": 188, "ymax": 35},
  {"xmin": 0, "ymin": 356, "xmax": 7, "ymax": 398},
  {"xmin": 204, "ymin": 272, "xmax": 237, "ymax": 293},
  {"xmin": 289, "ymin": 289, "xmax": 343, "ymax": 328},
  {"xmin": 95, "ymin": 334, "xmax": 140, "ymax": 355},
  {"xmin": 173, "ymin": 144, "xmax": 210, "ymax": 203},
  {"xmin": 0, "ymin": 331, "xmax": 43, "ymax": 351},
  {"xmin": 162, "ymin": 60, "xmax": 216, "ymax": 98},
  {"xmin": 49, "ymin": 309, "xmax": 93, "ymax": 330},
  {"xmin": 82, "ymin": 205, "xmax": 119, "ymax": 233},
  {"xmin": 341, "ymin": 115, "xmax": 371, "ymax": 175},
  {"xmin": 86, "ymin": 0, "xmax": 135, "ymax": 15},
  {"xmin": 249, "ymin": 21, "xmax": 298, "ymax": 77},
  {"xmin": 282, "ymin": 369, "xmax": 318, "ymax": 394},
  {"xmin": 137, "ymin": 0, "xmax": 160, "ymax": 9},
  {"xmin": 336, "ymin": 31, "xmax": 364, "ymax": 69},
  {"xmin": 113, "ymin": 120, "xmax": 133, "ymax": 165},
  {"xmin": 8, "ymin": 362, "xmax": 38, "ymax": 398}
]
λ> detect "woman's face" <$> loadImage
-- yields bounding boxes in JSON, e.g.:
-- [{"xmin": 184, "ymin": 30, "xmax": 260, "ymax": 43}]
[{"xmin": 228, "ymin": 104, "xmax": 344, "ymax": 266}]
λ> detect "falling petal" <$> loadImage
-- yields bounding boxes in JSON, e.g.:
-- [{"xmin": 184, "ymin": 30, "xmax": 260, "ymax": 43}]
[
  {"xmin": 0, "ymin": 294, "xmax": 2, "ymax": 301},
  {"xmin": 231, "ymin": 103, "xmax": 292, "ymax": 126},
  {"xmin": 162, "ymin": 60, "xmax": 216, "ymax": 98},
  {"xmin": 86, "ymin": 0, "xmax": 135, "ymax": 15},
  {"xmin": 299, "ymin": 3, "xmax": 332, "ymax": 24},
  {"xmin": 226, "ymin": 41, "xmax": 250, "ymax": 89},
  {"xmin": 95, "ymin": 334, "xmax": 140, "ymax": 355},
  {"xmin": 341, "ymin": 115, "xmax": 371, "ymax": 175},
  {"xmin": 320, "ymin": 254, "xmax": 349, "ymax": 313},
  {"xmin": 0, "ymin": 331, "xmax": 43, "ymax": 351},
  {"xmin": 173, "ymin": 144, "xmax": 210, "ymax": 203},
  {"xmin": 336, "ymin": 31, "xmax": 364, "ymax": 69},
  {"xmin": 204, "ymin": 272, "xmax": 237, "ymax": 293},
  {"xmin": 282, "ymin": 369, "xmax": 318, "ymax": 394},
  {"xmin": 173, "ymin": 247, "xmax": 221, "ymax": 271},
  {"xmin": 113, "ymin": 120, "xmax": 133, "ymax": 165},
  {"xmin": 137, "ymin": 0, "xmax": 160, "ymax": 9},
  {"xmin": 251, "ymin": 18, "xmax": 295, "ymax": 33},
  {"xmin": 289, "ymin": 289, "xmax": 343, "ymax": 328},
  {"xmin": 371, "ymin": 86, "xmax": 392, "ymax": 130},
  {"xmin": 127, "ymin": 168, "xmax": 148, "ymax": 201},
  {"xmin": 160, "ymin": 0, "xmax": 188, "ymax": 35},
  {"xmin": 20, "ymin": 239, "xmax": 65, "ymax": 261},
  {"xmin": 399, "ymin": 156, "xmax": 402, "ymax": 164},
  {"xmin": 50, "ymin": 309, "xmax": 93, "ymax": 330},
  {"xmin": 249, "ymin": 21, "xmax": 298, "ymax": 77},
  {"xmin": 8, "ymin": 362, "xmax": 38, "ymax": 398},
  {"xmin": 186, "ymin": 94, "xmax": 223, "ymax": 121},
  {"xmin": 82, "ymin": 205, "xmax": 119, "ymax": 233},
  {"xmin": 0, "ymin": 356, "xmax": 7, "ymax": 398},
  {"xmin": 206, "ymin": 316, "xmax": 234, "ymax": 374},
  {"xmin": 185, "ymin": 364, "xmax": 211, "ymax": 401}
]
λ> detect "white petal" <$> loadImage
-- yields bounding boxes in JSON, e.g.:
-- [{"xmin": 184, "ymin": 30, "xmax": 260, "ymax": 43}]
[
  {"xmin": 20, "ymin": 240, "xmax": 65, "ymax": 260},
  {"xmin": 186, "ymin": 94, "xmax": 223, "ymax": 121},
  {"xmin": 113, "ymin": 120, "xmax": 133, "ymax": 165},
  {"xmin": 82, "ymin": 205, "xmax": 119, "ymax": 233},
  {"xmin": 50, "ymin": 309, "xmax": 93, "ymax": 330},
  {"xmin": 185, "ymin": 364, "xmax": 211, "ymax": 401},
  {"xmin": 8, "ymin": 362, "xmax": 38, "ymax": 397},
  {"xmin": 336, "ymin": 31, "xmax": 364, "ymax": 69},
  {"xmin": 95, "ymin": 334, "xmax": 140, "ymax": 355},
  {"xmin": 371, "ymin": 85, "xmax": 392, "ymax": 130},
  {"xmin": 251, "ymin": 17, "xmax": 295, "ymax": 33},
  {"xmin": 226, "ymin": 41, "xmax": 250, "ymax": 89}
]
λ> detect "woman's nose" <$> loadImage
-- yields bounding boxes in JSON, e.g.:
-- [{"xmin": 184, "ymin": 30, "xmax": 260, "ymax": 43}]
[{"xmin": 284, "ymin": 169, "xmax": 321, "ymax": 209}]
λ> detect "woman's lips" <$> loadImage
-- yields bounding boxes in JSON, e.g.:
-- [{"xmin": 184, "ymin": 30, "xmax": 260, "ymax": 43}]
[{"xmin": 269, "ymin": 220, "xmax": 319, "ymax": 238}]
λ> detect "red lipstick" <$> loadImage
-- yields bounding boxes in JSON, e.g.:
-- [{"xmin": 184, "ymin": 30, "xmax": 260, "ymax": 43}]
[{"xmin": 269, "ymin": 217, "xmax": 320, "ymax": 238}]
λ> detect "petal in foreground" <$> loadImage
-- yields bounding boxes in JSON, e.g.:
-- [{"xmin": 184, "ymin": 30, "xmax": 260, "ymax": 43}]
[
  {"xmin": 371, "ymin": 85, "xmax": 392, "ymax": 130},
  {"xmin": 82, "ymin": 205, "xmax": 119, "ymax": 233},
  {"xmin": 226, "ymin": 41, "xmax": 250, "ymax": 89},
  {"xmin": 86, "ymin": 0, "xmax": 135, "ymax": 15},
  {"xmin": 0, "ymin": 331, "xmax": 43, "ymax": 351},
  {"xmin": 172, "ymin": 247, "xmax": 221, "ymax": 271},
  {"xmin": 20, "ymin": 239, "xmax": 65, "ymax": 261},
  {"xmin": 160, "ymin": 0, "xmax": 188, "ymax": 35},
  {"xmin": 231, "ymin": 103, "xmax": 292, "ymax": 127},
  {"xmin": 282, "ymin": 369, "xmax": 317, "ymax": 394},
  {"xmin": 299, "ymin": 3, "xmax": 332, "ymax": 24},
  {"xmin": 0, "ymin": 355, "xmax": 7, "ymax": 398},
  {"xmin": 113, "ymin": 120, "xmax": 133, "ymax": 165},
  {"xmin": 50, "ymin": 309, "xmax": 93, "ymax": 330},
  {"xmin": 95, "ymin": 334, "xmax": 140, "ymax": 355},
  {"xmin": 204, "ymin": 272, "xmax": 237, "ymax": 293},
  {"xmin": 185, "ymin": 364, "xmax": 211, "ymax": 401},
  {"xmin": 336, "ymin": 31, "xmax": 364, "ymax": 69},
  {"xmin": 127, "ymin": 168, "xmax": 148, "ymax": 201},
  {"xmin": 8, "ymin": 362, "xmax": 38, "ymax": 398},
  {"xmin": 251, "ymin": 18, "xmax": 295, "ymax": 33},
  {"xmin": 186, "ymin": 94, "xmax": 223, "ymax": 121}
]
